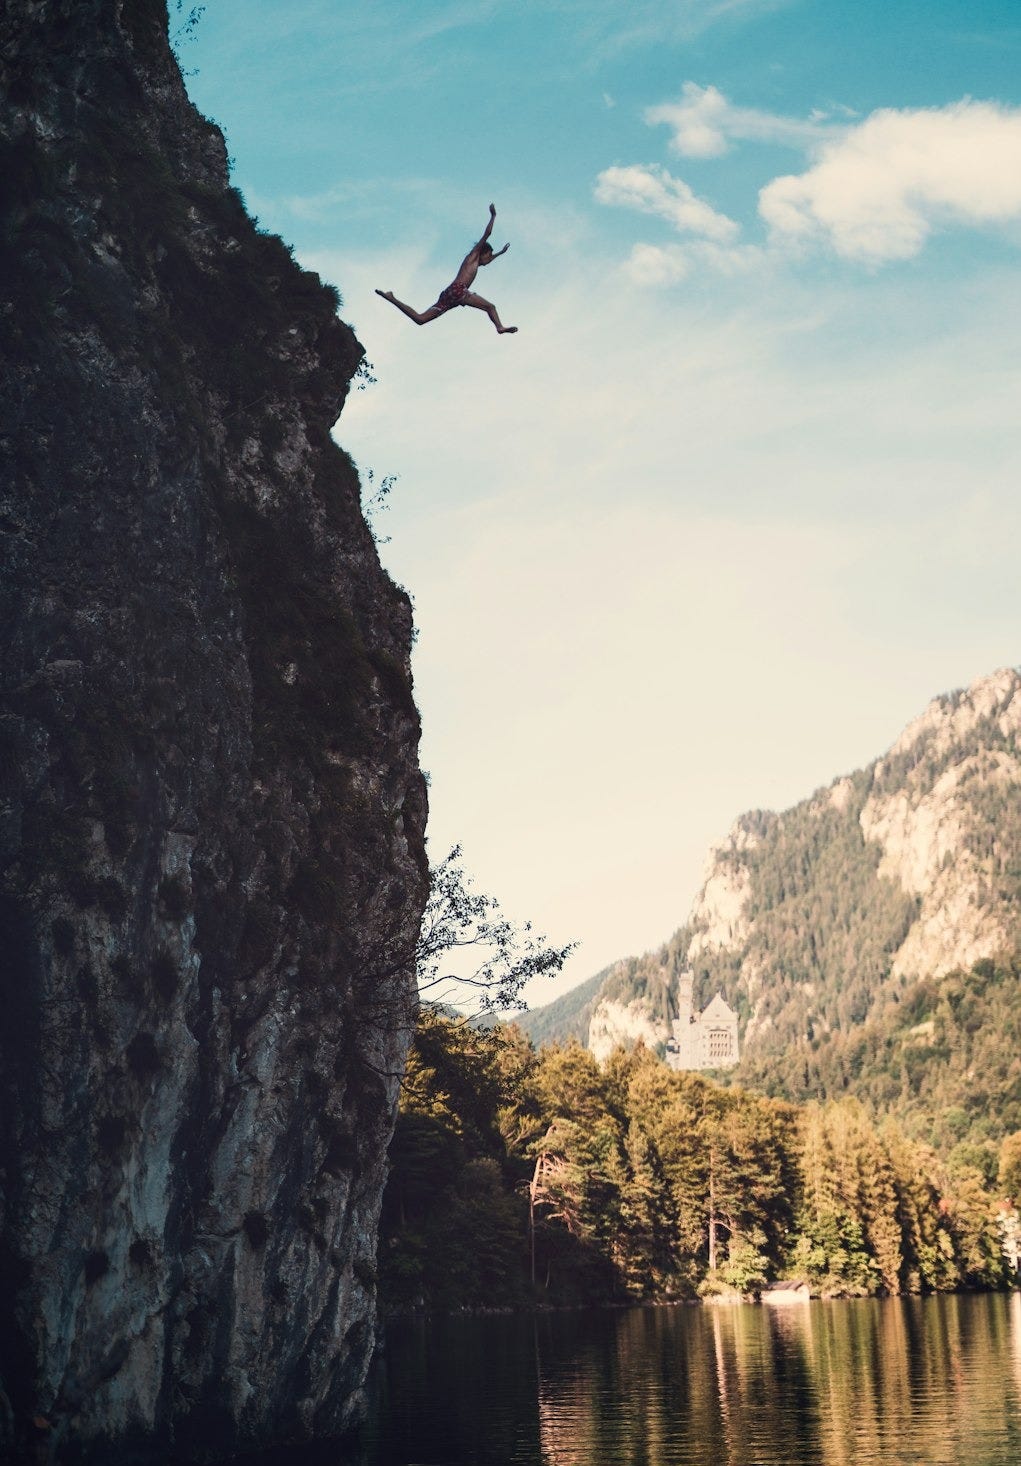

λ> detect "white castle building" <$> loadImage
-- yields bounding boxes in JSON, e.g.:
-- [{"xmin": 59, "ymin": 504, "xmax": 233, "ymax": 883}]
[{"xmin": 665, "ymin": 971, "xmax": 740, "ymax": 1072}]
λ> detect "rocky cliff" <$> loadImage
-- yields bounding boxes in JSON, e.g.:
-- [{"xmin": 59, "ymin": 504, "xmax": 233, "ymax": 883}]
[
  {"xmin": 526, "ymin": 668, "xmax": 1021, "ymax": 1072},
  {"xmin": 0, "ymin": 2, "xmax": 428, "ymax": 1460}
]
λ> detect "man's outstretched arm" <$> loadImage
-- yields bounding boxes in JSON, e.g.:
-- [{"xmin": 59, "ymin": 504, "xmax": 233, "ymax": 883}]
[{"xmin": 480, "ymin": 203, "xmax": 497, "ymax": 243}]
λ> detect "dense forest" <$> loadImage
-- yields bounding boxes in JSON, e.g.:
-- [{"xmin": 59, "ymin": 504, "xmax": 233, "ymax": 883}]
[
  {"xmin": 379, "ymin": 1000, "xmax": 1021, "ymax": 1312},
  {"xmin": 732, "ymin": 955, "xmax": 1021, "ymax": 1154}
]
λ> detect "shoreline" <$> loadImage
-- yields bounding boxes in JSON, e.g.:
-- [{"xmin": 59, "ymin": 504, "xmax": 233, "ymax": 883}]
[{"xmin": 380, "ymin": 1278, "xmax": 1020, "ymax": 1324}]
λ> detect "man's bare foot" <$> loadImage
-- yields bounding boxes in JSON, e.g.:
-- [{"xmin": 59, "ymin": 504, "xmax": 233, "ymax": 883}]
[
  {"xmin": 499, "ymin": 326, "xmax": 518, "ymax": 334},
  {"xmin": 375, "ymin": 289, "xmax": 395, "ymax": 300}
]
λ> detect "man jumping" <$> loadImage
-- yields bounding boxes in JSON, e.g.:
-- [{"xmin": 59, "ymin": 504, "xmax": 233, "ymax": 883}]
[{"xmin": 376, "ymin": 204, "xmax": 517, "ymax": 334}]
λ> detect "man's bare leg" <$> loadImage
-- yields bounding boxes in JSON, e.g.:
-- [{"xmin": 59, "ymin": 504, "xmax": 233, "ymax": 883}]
[
  {"xmin": 463, "ymin": 291, "xmax": 517, "ymax": 333},
  {"xmin": 375, "ymin": 289, "xmax": 443, "ymax": 325}
]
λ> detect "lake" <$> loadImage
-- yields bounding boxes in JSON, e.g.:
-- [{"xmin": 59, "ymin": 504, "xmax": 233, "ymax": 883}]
[{"xmin": 353, "ymin": 1293, "xmax": 1021, "ymax": 1465}]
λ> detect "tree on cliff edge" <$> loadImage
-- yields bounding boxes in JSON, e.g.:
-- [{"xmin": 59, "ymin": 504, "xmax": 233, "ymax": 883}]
[{"xmin": 416, "ymin": 845, "xmax": 576, "ymax": 1018}]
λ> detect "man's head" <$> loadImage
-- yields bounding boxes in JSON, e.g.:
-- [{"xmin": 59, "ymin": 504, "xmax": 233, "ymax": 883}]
[{"xmin": 478, "ymin": 242, "xmax": 495, "ymax": 264}]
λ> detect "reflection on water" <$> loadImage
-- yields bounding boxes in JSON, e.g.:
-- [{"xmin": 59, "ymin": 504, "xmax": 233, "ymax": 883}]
[{"xmin": 358, "ymin": 1293, "xmax": 1021, "ymax": 1465}]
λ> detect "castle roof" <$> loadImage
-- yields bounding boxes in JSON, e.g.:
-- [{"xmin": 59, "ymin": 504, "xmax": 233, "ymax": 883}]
[{"xmin": 701, "ymin": 992, "xmax": 736, "ymax": 1022}]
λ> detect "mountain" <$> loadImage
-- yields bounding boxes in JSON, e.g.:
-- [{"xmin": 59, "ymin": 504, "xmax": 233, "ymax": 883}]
[
  {"xmin": 525, "ymin": 668, "xmax": 1021, "ymax": 1117},
  {"xmin": 515, "ymin": 968, "xmax": 607, "ymax": 1047},
  {"xmin": 1, "ymin": 3, "xmax": 426, "ymax": 1459}
]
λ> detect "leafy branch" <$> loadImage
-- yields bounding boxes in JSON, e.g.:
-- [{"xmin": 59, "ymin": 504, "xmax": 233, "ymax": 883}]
[
  {"xmin": 416, "ymin": 845, "xmax": 576, "ymax": 1019},
  {"xmin": 171, "ymin": 1, "xmax": 207, "ymax": 71},
  {"xmin": 171, "ymin": 1, "xmax": 207, "ymax": 45},
  {"xmin": 360, "ymin": 468, "xmax": 396, "ymax": 546}
]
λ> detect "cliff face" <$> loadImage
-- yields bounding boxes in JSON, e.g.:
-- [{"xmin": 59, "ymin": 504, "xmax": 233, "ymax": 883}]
[
  {"xmin": 859, "ymin": 667, "xmax": 1021, "ymax": 980},
  {"xmin": 0, "ymin": 2, "xmax": 427, "ymax": 1459},
  {"xmin": 587, "ymin": 993, "xmax": 665, "ymax": 1065},
  {"xmin": 531, "ymin": 668, "xmax": 1021, "ymax": 1071}
]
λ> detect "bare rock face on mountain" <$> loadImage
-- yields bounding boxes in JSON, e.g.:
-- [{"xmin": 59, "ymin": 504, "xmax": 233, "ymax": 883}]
[
  {"xmin": 0, "ymin": 2, "xmax": 427, "ymax": 1460},
  {"xmin": 860, "ymin": 668, "xmax": 1021, "ymax": 980},
  {"xmin": 588, "ymin": 992, "xmax": 667, "ymax": 1064},
  {"xmin": 551, "ymin": 668, "xmax": 1021, "ymax": 1069}
]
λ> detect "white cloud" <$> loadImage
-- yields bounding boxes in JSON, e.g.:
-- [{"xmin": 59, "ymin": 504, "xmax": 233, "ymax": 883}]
[
  {"xmin": 693, "ymin": 239, "xmax": 765, "ymax": 274},
  {"xmin": 594, "ymin": 164, "xmax": 738, "ymax": 241},
  {"xmin": 624, "ymin": 239, "xmax": 763, "ymax": 285},
  {"xmin": 622, "ymin": 89, "xmax": 1021, "ymax": 267},
  {"xmin": 624, "ymin": 242, "xmax": 691, "ymax": 285},
  {"xmin": 646, "ymin": 81, "xmax": 835, "ymax": 157},
  {"xmin": 760, "ymin": 100, "xmax": 1021, "ymax": 261}
]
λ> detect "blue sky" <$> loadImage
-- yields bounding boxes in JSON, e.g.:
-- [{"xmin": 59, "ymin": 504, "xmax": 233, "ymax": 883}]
[{"xmin": 185, "ymin": 0, "xmax": 1021, "ymax": 1004}]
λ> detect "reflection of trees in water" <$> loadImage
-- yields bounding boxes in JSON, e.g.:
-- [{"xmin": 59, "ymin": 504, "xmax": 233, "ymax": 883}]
[
  {"xmin": 535, "ymin": 1311, "xmax": 669, "ymax": 1465},
  {"xmin": 535, "ymin": 1309, "xmax": 691, "ymax": 1466},
  {"xmin": 710, "ymin": 1306, "xmax": 738, "ymax": 1466},
  {"xmin": 1011, "ymin": 1292, "xmax": 1021, "ymax": 1397},
  {"xmin": 711, "ymin": 1296, "xmax": 987, "ymax": 1465},
  {"xmin": 535, "ymin": 1316, "xmax": 576, "ymax": 1466},
  {"xmin": 703, "ymin": 1304, "xmax": 820, "ymax": 1466},
  {"xmin": 784, "ymin": 1295, "xmax": 1021, "ymax": 1465},
  {"xmin": 534, "ymin": 1305, "xmax": 813, "ymax": 1466},
  {"xmin": 529, "ymin": 1296, "xmax": 1021, "ymax": 1466}
]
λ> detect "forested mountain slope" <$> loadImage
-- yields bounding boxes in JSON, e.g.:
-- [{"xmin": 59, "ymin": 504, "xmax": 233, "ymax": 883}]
[
  {"xmin": 516, "ymin": 968, "xmax": 606, "ymax": 1047},
  {"xmin": 526, "ymin": 668, "xmax": 1021, "ymax": 1108},
  {"xmin": 739, "ymin": 955, "xmax": 1021, "ymax": 1151}
]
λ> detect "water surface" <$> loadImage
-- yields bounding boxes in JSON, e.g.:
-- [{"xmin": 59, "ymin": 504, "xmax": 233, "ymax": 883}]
[{"xmin": 357, "ymin": 1293, "xmax": 1021, "ymax": 1465}]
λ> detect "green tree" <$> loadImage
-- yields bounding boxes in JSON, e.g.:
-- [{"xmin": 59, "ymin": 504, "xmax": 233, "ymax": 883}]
[
  {"xmin": 998, "ymin": 1130, "xmax": 1021, "ymax": 1200},
  {"xmin": 789, "ymin": 1102, "xmax": 879, "ymax": 1295},
  {"xmin": 883, "ymin": 1123, "xmax": 957, "ymax": 1293},
  {"xmin": 937, "ymin": 1166, "xmax": 1010, "ymax": 1290},
  {"xmin": 381, "ymin": 1012, "xmax": 537, "ymax": 1309}
]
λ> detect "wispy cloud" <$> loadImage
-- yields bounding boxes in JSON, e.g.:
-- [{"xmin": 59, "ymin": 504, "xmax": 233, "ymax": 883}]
[
  {"xmin": 549, "ymin": 0, "xmax": 796, "ymax": 64},
  {"xmin": 594, "ymin": 164, "xmax": 738, "ymax": 241},
  {"xmin": 623, "ymin": 239, "xmax": 763, "ymax": 284},
  {"xmin": 404, "ymin": 0, "xmax": 504, "ymax": 43},
  {"xmin": 624, "ymin": 242, "xmax": 692, "ymax": 285},
  {"xmin": 760, "ymin": 100, "xmax": 1021, "ymax": 261},
  {"xmin": 646, "ymin": 81, "xmax": 837, "ymax": 157}
]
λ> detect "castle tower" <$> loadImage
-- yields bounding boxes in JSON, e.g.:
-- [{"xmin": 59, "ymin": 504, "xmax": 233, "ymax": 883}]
[
  {"xmin": 676, "ymin": 970, "xmax": 694, "ymax": 1024},
  {"xmin": 666, "ymin": 970, "xmax": 701, "ymax": 1070}
]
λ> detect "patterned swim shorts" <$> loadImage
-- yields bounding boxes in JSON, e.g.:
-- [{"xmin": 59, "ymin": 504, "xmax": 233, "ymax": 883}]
[{"xmin": 437, "ymin": 280, "xmax": 469, "ymax": 311}]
